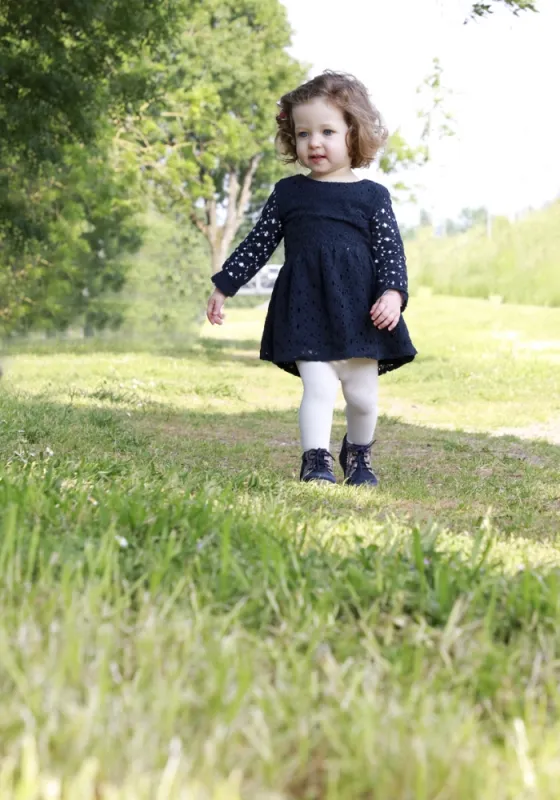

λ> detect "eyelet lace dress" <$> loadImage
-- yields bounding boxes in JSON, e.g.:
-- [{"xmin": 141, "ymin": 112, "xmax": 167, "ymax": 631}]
[{"xmin": 212, "ymin": 174, "xmax": 417, "ymax": 376}]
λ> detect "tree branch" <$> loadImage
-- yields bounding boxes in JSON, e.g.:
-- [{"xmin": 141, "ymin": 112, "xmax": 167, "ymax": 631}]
[
  {"xmin": 207, "ymin": 197, "xmax": 218, "ymax": 247},
  {"xmin": 219, "ymin": 169, "xmax": 240, "ymax": 258},
  {"xmin": 236, "ymin": 154, "xmax": 262, "ymax": 229},
  {"xmin": 190, "ymin": 212, "xmax": 208, "ymax": 237},
  {"xmin": 469, "ymin": 0, "xmax": 537, "ymax": 19}
]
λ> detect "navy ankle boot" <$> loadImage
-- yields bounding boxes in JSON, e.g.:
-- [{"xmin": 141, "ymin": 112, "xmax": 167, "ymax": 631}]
[
  {"xmin": 300, "ymin": 448, "xmax": 336, "ymax": 483},
  {"xmin": 339, "ymin": 435, "xmax": 378, "ymax": 486}
]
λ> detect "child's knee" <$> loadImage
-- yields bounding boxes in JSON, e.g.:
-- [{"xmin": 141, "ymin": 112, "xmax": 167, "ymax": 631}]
[
  {"xmin": 346, "ymin": 395, "xmax": 375, "ymax": 416},
  {"xmin": 343, "ymin": 383, "xmax": 377, "ymax": 416}
]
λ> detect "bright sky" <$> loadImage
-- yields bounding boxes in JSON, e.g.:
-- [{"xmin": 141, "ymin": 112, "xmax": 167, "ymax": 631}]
[{"xmin": 281, "ymin": 0, "xmax": 560, "ymax": 224}]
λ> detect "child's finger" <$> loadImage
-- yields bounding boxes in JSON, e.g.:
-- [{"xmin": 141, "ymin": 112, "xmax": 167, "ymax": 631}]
[
  {"xmin": 370, "ymin": 300, "xmax": 390, "ymax": 323},
  {"xmin": 374, "ymin": 310, "xmax": 399, "ymax": 330},
  {"xmin": 372, "ymin": 309, "xmax": 391, "ymax": 326}
]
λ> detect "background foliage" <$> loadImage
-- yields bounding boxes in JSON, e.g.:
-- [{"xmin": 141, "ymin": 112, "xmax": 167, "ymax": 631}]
[
  {"xmin": 0, "ymin": 0, "xmax": 546, "ymax": 340},
  {"xmin": 407, "ymin": 200, "xmax": 560, "ymax": 307}
]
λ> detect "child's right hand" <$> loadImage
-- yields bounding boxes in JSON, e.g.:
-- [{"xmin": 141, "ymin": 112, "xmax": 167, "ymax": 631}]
[{"xmin": 206, "ymin": 288, "xmax": 227, "ymax": 325}]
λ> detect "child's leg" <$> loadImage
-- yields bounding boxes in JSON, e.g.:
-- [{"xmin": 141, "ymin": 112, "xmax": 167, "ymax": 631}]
[
  {"xmin": 296, "ymin": 360, "xmax": 339, "ymax": 451},
  {"xmin": 338, "ymin": 358, "xmax": 379, "ymax": 445}
]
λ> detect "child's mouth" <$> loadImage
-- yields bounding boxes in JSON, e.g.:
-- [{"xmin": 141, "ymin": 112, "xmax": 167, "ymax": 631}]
[{"xmin": 310, "ymin": 156, "xmax": 326, "ymax": 162}]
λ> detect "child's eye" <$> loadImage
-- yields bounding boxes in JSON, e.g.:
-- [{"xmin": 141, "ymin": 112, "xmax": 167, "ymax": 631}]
[
  {"xmin": 324, "ymin": 129, "xmax": 334, "ymax": 136},
  {"xmin": 297, "ymin": 132, "xmax": 308, "ymax": 138}
]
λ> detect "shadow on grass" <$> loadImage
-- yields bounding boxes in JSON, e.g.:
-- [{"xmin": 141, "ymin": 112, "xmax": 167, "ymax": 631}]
[
  {"xmin": 1, "ymin": 335, "xmax": 268, "ymax": 372},
  {"xmin": 1, "ymin": 333, "xmax": 262, "ymax": 356},
  {"xmin": 1, "ymin": 386, "xmax": 558, "ymax": 541}
]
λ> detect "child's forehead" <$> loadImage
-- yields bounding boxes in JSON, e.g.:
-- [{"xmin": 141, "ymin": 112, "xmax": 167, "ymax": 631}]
[{"xmin": 292, "ymin": 97, "xmax": 345, "ymax": 127}]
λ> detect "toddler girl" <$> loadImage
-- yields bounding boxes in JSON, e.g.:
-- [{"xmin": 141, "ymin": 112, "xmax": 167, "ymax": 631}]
[{"xmin": 207, "ymin": 71, "xmax": 417, "ymax": 486}]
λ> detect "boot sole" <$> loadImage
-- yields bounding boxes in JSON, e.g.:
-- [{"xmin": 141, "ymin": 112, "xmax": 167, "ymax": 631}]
[{"xmin": 301, "ymin": 475, "xmax": 337, "ymax": 484}]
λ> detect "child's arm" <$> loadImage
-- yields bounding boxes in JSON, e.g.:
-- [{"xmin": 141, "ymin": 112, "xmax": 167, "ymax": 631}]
[
  {"xmin": 370, "ymin": 187, "xmax": 409, "ymax": 312},
  {"xmin": 211, "ymin": 190, "xmax": 284, "ymax": 298}
]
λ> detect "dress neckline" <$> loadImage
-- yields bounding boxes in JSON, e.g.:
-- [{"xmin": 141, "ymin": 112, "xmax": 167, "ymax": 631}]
[{"xmin": 298, "ymin": 174, "xmax": 368, "ymax": 186}]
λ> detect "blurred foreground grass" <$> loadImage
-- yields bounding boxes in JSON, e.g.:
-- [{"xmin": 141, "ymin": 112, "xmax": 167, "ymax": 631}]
[{"xmin": 0, "ymin": 295, "xmax": 559, "ymax": 798}]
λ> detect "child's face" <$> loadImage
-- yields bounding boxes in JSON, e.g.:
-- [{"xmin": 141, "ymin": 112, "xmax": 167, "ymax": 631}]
[{"xmin": 292, "ymin": 98, "xmax": 352, "ymax": 179}]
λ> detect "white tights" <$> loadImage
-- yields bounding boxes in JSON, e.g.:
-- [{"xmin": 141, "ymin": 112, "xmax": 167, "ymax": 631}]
[{"xmin": 296, "ymin": 358, "xmax": 379, "ymax": 452}]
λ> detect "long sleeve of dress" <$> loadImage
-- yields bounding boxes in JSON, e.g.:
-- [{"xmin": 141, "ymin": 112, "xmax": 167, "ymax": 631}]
[
  {"xmin": 211, "ymin": 190, "xmax": 284, "ymax": 297},
  {"xmin": 371, "ymin": 188, "xmax": 409, "ymax": 312}
]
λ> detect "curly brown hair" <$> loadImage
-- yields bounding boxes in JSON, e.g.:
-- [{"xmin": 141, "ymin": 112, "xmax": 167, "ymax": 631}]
[{"xmin": 275, "ymin": 71, "xmax": 388, "ymax": 169}]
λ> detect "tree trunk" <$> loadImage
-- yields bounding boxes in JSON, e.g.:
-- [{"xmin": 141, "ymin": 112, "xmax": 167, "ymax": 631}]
[
  {"xmin": 194, "ymin": 155, "xmax": 262, "ymax": 276},
  {"xmin": 211, "ymin": 240, "xmax": 228, "ymax": 275}
]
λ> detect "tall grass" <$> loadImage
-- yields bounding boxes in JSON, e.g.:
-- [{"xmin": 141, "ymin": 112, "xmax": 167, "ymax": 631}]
[
  {"xmin": 1, "ymin": 297, "xmax": 559, "ymax": 797},
  {"xmin": 407, "ymin": 200, "xmax": 560, "ymax": 306},
  {"xmin": 2, "ymin": 462, "xmax": 560, "ymax": 798}
]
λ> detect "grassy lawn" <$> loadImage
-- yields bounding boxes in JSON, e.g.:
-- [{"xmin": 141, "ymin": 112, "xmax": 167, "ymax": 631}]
[{"xmin": 0, "ymin": 294, "xmax": 559, "ymax": 798}]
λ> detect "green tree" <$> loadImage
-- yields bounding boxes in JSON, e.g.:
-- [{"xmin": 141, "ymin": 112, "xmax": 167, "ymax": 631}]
[
  {"xmin": 130, "ymin": 0, "xmax": 438, "ymax": 274},
  {"xmin": 127, "ymin": 0, "xmax": 305, "ymax": 274},
  {"xmin": 469, "ymin": 0, "xmax": 537, "ymax": 19},
  {"xmin": 0, "ymin": 0, "xmax": 180, "ymax": 335},
  {"xmin": 0, "ymin": 134, "xmax": 143, "ymax": 336},
  {"xmin": 0, "ymin": 0, "xmax": 179, "ymax": 165},
  {"xmin": 70, "ymin": 142, "xmax": 145, "ymax": 337},
  {"xmin": 116, "ymin": 210, "xmax": 210, "ymax": 341}
]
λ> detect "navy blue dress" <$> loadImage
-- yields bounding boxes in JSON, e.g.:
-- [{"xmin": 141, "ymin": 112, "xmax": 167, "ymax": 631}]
[{"xmin": 212, "ymin": 174, "xmax": 417, "ymax": 376}]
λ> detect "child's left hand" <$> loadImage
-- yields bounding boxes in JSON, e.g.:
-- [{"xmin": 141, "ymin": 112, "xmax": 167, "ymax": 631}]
[{"xmin": 370, "ymin": 290, "xmax": 402, "ymax": 331}]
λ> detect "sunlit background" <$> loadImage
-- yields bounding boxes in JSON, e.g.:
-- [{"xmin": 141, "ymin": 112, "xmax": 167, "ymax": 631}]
[
  {"xmin": 2, "ymin": 0, "xmax": 558, "ymax": 339},
  {"xmin": 282, "ymin": 0, "xmax": 560, "ymax": 224}
]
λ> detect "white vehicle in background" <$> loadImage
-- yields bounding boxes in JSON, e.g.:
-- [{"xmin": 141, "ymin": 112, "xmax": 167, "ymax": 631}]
[{"xmin": 238, "ymin": 264, "xmax": 282, "ymax": 295}]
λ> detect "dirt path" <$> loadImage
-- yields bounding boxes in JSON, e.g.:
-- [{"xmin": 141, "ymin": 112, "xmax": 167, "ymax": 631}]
[{"xmin": 491, "ymin": 420, "xmax": 560, "ymax": 446}]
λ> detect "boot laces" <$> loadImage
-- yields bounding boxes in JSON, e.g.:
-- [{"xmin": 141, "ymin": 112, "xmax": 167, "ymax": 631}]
[
  {"xmin": 312, "ymin": 449, "xmax": 332, "ymax": 471},
  {"xmin": 348, "ymin": 447, "xmax": 372, "ymax": 476},
  {"xmin": 303, "ymin": 448, "xmax": 333, "ymax": 478}
]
